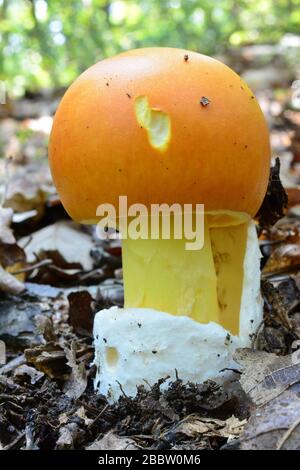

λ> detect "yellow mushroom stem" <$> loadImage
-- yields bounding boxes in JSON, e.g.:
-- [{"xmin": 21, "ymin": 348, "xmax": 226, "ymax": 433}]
[{"xmin": 121, "ymin": 212, "xmax": 251, "ymax": 336}]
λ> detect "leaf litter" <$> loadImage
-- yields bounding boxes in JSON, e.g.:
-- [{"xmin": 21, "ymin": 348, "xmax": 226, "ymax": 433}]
[{"xmin": 1, "ymin": 50, "xmax": 300, "ymax": 450}]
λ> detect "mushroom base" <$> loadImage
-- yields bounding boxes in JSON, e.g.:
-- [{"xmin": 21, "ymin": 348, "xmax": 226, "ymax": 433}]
[
  {"xmin": 93, "ymin": 306, "xmax": 259, "ymax": 402},
  {"xmin": 93, "ymin": 221, "xmax": 262, "ymax": 401}
]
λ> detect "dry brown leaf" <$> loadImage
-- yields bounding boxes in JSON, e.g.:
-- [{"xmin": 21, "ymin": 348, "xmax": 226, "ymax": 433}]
[
  {"xmin": 261, "ymin": 279, "xmax": 300, "ymax": 348},
  {"xmin": 224, "ymin": 416, "xmax": 247, "ymax": 438},
  {"xmin": 0, "ymin": 266, "xmax": 24, "ymax": 294},
  {"xmin": 256, "ymin": 158, "xmax": 288, "ymax": 228},
  {"xmin": 20, "ymin": 221, "xmax": 94, "ymax": 271},
  {"xmin": 0, "ymin": 207, "xmax": 26, "ymax": 283},
  {"xmin": 4, "ymin": 161, "xmax": 55, "ymax": 215},
  {"xmin": 13, "ymin": 364, "xmax": 44, "ymax": 384},
  {"xmin": 172, "ymin": 417, "xmax": 210, "ymax": 437},
  {"xmin": 240, "ymin": 388, "xmax": 300, "ymax": 450},
  {"xmin": 68, "ymin": 290, "xmax": 94, "ymax": 335},
  {"xmin": 75, "ymin": 406, "xmax": 93, "ymax": 427},
  {"xmin": 286, "ymin": 188, "xmax": 300, "ymax": 209},
  {"xmin": 164, "ymin": 414, "xmax": 245, "ymax": 441},
  {"xmin": 235, "ymin": 348, "xmax": 300, "ymax": 406},
  {"xmin": 63, "ymin": 341, "xmax": 87, "ymax": 400},
  {"xmin": 235, "ymin": 349, "xmax": 300, "ymax": 449},
  {"xmin": 263, "ymin": 243, "xmax": 300, "ymax": 275},
  {"xmin": 0, "ymin": 243, "xmax": 26, "ymax": 273},
  {"xmin": 25, "ymin": 342, "xmax": 69, "ymax": 380}
]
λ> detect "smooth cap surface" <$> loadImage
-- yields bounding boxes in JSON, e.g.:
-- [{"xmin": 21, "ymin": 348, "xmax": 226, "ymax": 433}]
[{"xmin": 49, "ymin": 47, "xmax": 271, "ymax": 221}]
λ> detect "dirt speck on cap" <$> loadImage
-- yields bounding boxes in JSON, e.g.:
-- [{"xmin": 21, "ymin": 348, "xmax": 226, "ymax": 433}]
[{"xmin": 200, "ymin": 96, "xmax": 210, "ymax": 107}]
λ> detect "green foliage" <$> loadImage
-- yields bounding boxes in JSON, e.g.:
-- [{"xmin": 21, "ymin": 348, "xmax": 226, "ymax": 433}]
[{"xmin": 1, "ymin": 0, "xmax": 300, "ymax": 96}]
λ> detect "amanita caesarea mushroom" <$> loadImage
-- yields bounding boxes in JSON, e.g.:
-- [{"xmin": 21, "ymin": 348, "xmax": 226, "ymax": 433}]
[{"xmin": 49, "ymin": 48, "xmax": 270, "ymax": 402}]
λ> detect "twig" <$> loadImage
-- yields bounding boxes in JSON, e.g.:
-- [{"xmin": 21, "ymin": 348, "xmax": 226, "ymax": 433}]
[
  {"xmin": 3, "ymin": 432, "xmax": 25, "ymax": 450},
  {"xmin": 142, "ymin": 379, "xmax": 152, "ymax": 389},
  {"xmin": 0, "ymin": 354, "xmax": 25, "ymax": 375},
  {"xmin": 20, "ymin": 234, "xmax": 33, "ymax": 250},
  {"xmin": 262, "ymin": 264, "xmax": 300, "ymax": 279},
  {"xmin": 10, "ymin": 259, "xmax": 53, "ymax": 275},
  {"xmin": 277, "ymin": 415, "xmax": 300, "ymax": 450},
  {"xmin": 116, "ymin": 380, "xmax": 128, "ymax": 398},
  {"xmin": 132, "ymin": 434, "xmax": 156, "ymax": 441},
  {"xmin": 88, "ymin": 404, "xmax": 109, "ymax": 429},
  {"xmin": 219, "ymin": 367, "xmax": 242, "ymax": 375}
]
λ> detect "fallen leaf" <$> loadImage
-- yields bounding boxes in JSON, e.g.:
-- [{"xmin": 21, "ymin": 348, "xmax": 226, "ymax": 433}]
[
  {"xmin": 56, "ymin": 423, "xmax": 85, "ymax": 450},
  {"xmin": 63, "ymin": 341, "xmax": 87, "ymax": 399},
  {"xmin": 235, "ymin": 348, "xmax": 300, "ymax": 406},
  {"xmin": 95, "ymin": 280, "xmax": 124, "ymax": 309},
  {"xmin": 68, "ymin": 290, "xmax": 94, "ymax": 335},
  {"xmin": 35, "ymin": 314, "xmax": 56, "ymax": 342},
  {"xmin": 286, "ymin": 188, "xmax": 300, "ymax": 209},
  {"xmin": 13, "ymin": 364, "xmax": 44, "ymax": 385},
  {"xmin": 261, "ymin": 279, "xmax": 300, "ymax": 349},
  {"xmin": 75, "ymin": 406, "xmax": 93, "ymax": 427},
  {"xmin": 256, "ymin": 158, "xmax": 288, "ymax": 228},
  {"xmin": 164, "ymin": 414, "xmax": 246, "ymax": 442},
  {"xmin": 4, "ymin": 161, "xmax": 55, "ymax": 216},
  {"xmin": 86, "ymin": 431, "xmax": 139, "ymax": 450},
  {"xmin": 20, "ymin": 221, "xmax": 94, "ymax": 271},
  {"xmin": 235, "ymin": 349, "xmax": 300, "ymax": 450},
  {"xmin": 263, "ymin": 243, "xmax": 300, "ymax": 275},
  {"xmin": 0, "ymin": 266, "xmax": 24, "ymax": 295},
  {"xmin": 25, "ymin": 342, "xmax": 69, "ymax": 380},
  {"xmin": 0, "ymin": 207, "xmax": 26, "ymax": 283},
  {"xmin": 0, "ymin": 243, "xmax": 26, "ymax": 273},
  {"xmin": 0, "ymin": 293, "xmax": 48, "ymax": 349},
  {"xmin": 240, "ymin": 388, "xmax": 300, "ymax": 450},
  {"xmin": 291, "ymin": 128, "xmax": 300, "ymax": 165}
]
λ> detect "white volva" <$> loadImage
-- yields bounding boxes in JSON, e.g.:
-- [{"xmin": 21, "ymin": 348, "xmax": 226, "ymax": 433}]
[{"xmin": 93, "ymin": 222, "xmax": 262, "ymax": 402}]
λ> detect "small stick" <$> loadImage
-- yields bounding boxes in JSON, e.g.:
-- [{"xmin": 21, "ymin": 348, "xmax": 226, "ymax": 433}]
[
  {"xmin": 3, "ymin": 432, "xmax": 25, "ymax": 450},
  {"xmin": 116, "ymin": 380, "xmax": 128, "ymax": 398},
  {"xmin": 88, "ymin": 404, "xmax": 109, "ymax": 429},
  {"xmin": 277, "ymin": 415, "xmax": 300, "ymax": 450},
  {"xmin": 0, "ymin": 354, "xmax": 25, "ymax": 375},
  {"xmin": 10, "ymin": 259, "xmax": 53, "ymax": 275}
]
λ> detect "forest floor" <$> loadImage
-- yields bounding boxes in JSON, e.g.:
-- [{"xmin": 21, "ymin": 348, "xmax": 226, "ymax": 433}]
[{"xmin": 0, "ymin": 46, "xmax": 300, "ymax": 450}]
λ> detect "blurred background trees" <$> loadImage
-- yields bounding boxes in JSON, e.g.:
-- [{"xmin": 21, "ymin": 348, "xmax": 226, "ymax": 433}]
[{"xmin": 0, "ymin": 0, "xmax": 300, "ymax": 96}]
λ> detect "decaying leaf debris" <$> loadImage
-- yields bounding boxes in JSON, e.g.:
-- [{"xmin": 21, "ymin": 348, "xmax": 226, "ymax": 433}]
[
  {"xmin": 256, "ymin": 158, "xmax": 288, "ymax": 229},
  {"xmin": 235, "ymin": 349, "xmax": 300, "ymax": 450}
]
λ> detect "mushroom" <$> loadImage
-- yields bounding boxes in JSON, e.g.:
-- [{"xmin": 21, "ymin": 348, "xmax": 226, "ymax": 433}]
[{"xmin": 49, "ymin": 48, "xmax": 270, "ymax": 401}]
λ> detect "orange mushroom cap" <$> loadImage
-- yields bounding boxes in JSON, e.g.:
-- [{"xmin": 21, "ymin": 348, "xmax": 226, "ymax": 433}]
[{"xmin": 49, "ymin": 47, "xmax": 271, "ymax": 222}]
